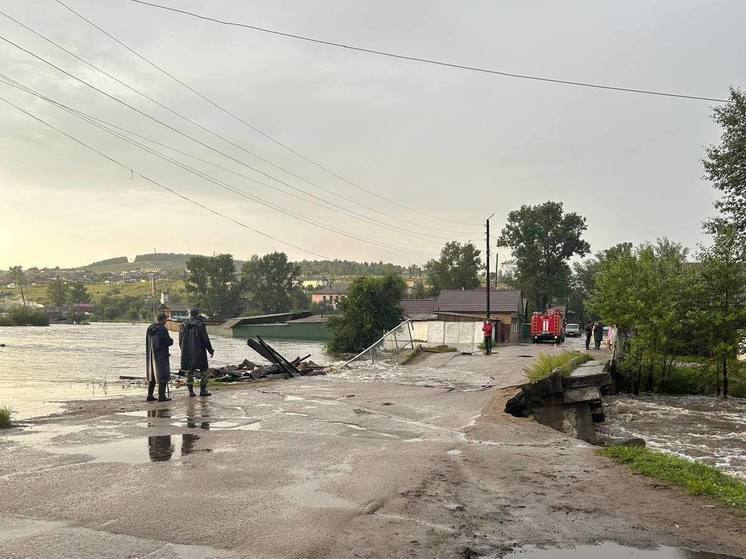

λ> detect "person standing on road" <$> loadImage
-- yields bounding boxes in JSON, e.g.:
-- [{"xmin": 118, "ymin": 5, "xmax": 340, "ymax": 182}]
[
  {"xmin": 179, "ymin": 308, "xmax": 215, "ymax": 397},
  {"xmin": 593, "ymin": 321, "xmax": 604, "ymax": 350},
  {"xmin": 584, "ymin": 321, "xmax": 593, "ymax": 350},
  {"xmin": 145, "ymin": 313, "xmax": 173, "ymax": 402},
  {"xmin": 482, "ymin": 321, "xmax": 494, "ymax": 355}
]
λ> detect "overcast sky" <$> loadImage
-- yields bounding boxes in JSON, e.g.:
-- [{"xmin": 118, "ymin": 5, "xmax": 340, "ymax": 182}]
[{"xmin": 1, "ymin": 0, "xmax": 744, "ymax": 269}]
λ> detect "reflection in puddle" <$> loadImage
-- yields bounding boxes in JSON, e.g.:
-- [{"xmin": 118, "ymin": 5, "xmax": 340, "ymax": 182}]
[
  {"xmin": 48, "ymin": 433, "xmax": 211, "ymax": 464},
  {"xmin": 504, "ymin": 542, "xmax": 739, "ymax": 558}
]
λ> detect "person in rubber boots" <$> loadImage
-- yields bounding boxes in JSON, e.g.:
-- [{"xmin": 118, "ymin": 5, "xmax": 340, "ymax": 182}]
[
  {"xmin": 179, "ymin": 308, "xmax": 215, "ymax": 397},
  {"xmin": 145, "ymin": 313, "xmax": 173, "ymax": 402}
]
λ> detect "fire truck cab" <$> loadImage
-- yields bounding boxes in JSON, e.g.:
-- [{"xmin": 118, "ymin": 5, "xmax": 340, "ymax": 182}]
[{"xmin": 530, "ymin": 308, "xmax": 565, "ymax": 344}]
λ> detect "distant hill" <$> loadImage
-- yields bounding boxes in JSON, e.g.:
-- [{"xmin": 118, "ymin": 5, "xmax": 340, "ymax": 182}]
[
  {"xmin": 76, "ymin": 255, "xmax": 408, "ymax": 278},
  {"xmin": 295, "ymin": 259, "xmax": 407, "ymax": 278},
  {"xmin": 133, "ymin": 252, "xmax": 195, "ymax": 264},
  {"xmin": 88, "ymin": 256, "xmax": 128, "ymax": 267}
]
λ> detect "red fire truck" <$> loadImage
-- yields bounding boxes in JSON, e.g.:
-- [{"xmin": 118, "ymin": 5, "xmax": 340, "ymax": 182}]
[{"xmin": 530, "ymin": 308, "xmax": 565, "ymax": 344}]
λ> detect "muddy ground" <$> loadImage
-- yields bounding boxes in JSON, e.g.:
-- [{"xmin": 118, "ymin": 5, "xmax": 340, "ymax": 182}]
[{"xmin": 0, "ymin": 343, "xmax": 744, "ymax": 558}]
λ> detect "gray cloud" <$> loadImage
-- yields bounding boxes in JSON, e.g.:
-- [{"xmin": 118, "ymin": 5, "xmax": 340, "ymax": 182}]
[{"xmin": 1, "ymin": 0, "xmax": 743, "ymax": 268}]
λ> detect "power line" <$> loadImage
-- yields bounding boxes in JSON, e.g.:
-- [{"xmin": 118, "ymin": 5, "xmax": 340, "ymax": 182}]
[
  {"xmin": 0, "ymin": 35, "xmax": 450, "ymax": 256},
  {"xmin": 0, "ymin": 74, "xmax": 439, "ymax": 257},
  {"xmin": 124, "ymin": 0, "xmax": 728, "ymax": 104},
  {"xmin": 55, "ymin": 0, "xmax": 481, "ymax": 227},
  {"xmin": 0, "ymin": 91, "xmax": 328, "ymax": 258},
  {"xmin": 0, "ymin": 11, "xmax": 475, "ymax": 240}
]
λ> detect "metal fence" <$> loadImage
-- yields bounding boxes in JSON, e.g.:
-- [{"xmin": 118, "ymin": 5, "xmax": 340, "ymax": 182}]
[{"xmin": 341, "ymin": 320, "xmax": 415, "ymax": 368}]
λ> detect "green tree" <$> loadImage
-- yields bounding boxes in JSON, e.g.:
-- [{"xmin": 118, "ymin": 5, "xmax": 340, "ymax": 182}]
[
  {"xmin": 693, "ymin": 227, "xmax": 746, "ymax": 398},
  {"xmin": 185, "ymin": 254, "xmax": 242, "ymax": 319},
  {"xmin": 241, "ymin": 252, "xmax": 302, "ymax": 313},
  {"xmin": 498, "ymin": 201, "xmax": 590, "ymax": 312},
  {"xmin": 569, "ymin": 243, "xmax": 633, "ymax": 323},
  {"xmin": 47, "ymin": 280, "xmax": 68, "ymax": 307},
  {"xmin": 8, "ymin": 266, "xmax": 26, "ymax": 306},
  {"xmin": 424, "ymin": 241, "xmax": 482, "ymax": 295},
  {"xmin": 66, "ymin": 282, "xmax": 91, "ymax": 304},
  {"xmin": 589, "ymin": 239, "xmax": 694, "ymax": 393},
  {"xmin": 327, "ymin": 274, "xmax": 406, "ymax": 353},
  {"xmin": 703, "ymin": 87, "xmax": 746, "ymax": 246}
]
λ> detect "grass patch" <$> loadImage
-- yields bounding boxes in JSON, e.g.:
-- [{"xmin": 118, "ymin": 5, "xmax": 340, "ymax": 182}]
[
  {"xmin": 399, "ymin": 344, "xmax": 423, "ymax": 365},
  {"xmin": 0, "ymin": 405, "xmax": 14, "ymax": 428},
  {"xmin": 525, "ymin": 351, "xmax": 592, "ymax": 382},
  {"xmin": 422, "ymin": 345, "xmax": 457, "ymax": 353},
  {"xmin": 599, "ymin": 446, "xmax": 746, "ymax": 509}
]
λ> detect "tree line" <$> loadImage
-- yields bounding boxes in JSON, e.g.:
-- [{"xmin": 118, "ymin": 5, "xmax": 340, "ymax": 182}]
[{"xmin": 184, "ymin": 252, "xmax": 308, "ymax": 319}]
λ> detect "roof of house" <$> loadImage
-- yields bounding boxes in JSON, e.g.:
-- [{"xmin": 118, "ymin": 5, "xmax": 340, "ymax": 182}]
[
  {"xmin": 314, "ymin": 283, "xmax": 349, "ymax": 295},
  {"xmin": 221, "ymin": 311, "xmax": 312, "ymax": 329},
  {"xmin": 287, "ymin": 314, "xmax": 329, "ymax": 324},
  {"xmin": 434, "ymin": 289, "xmax": 523, "ymax": 315},
  {"xmin": 400, "ymin": 298, "xmax": 437, "ymax": 317}
]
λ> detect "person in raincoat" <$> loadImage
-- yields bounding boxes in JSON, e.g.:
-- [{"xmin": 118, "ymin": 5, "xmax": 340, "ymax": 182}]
[
  {"xmin": 179, "ymin": 308, "xmax": 215, "ymax": 397},
  {"xmin": 593, "ymin": 321, "xmax": 604, "ymax": 350},
  {"xmin": 145, "ymin": 313, "xmax": 173, "ymax": 402}
]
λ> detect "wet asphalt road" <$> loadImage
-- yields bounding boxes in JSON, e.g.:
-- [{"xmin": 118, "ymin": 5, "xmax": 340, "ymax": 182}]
[{"xmin": 1, "ymin": 342, "xmax": 743, "ymax": 559}]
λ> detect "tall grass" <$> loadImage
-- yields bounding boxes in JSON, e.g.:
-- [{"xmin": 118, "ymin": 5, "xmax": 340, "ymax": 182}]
[
  {"xmin": 525, "ymin": 351, "xmax": 592, "ymax": 382},
  {"xmin": 600, "ymin": 446, "xmax": 746, "ymax": 509},
  {"xmin": 0, "ymin": 405, "xmax": 13, "ymax": 428}
]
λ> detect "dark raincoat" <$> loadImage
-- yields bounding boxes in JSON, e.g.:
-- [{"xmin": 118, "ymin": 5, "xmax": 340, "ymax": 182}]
[
  {"xmin": 145, "ymin": 322, "xmax": 173, "ymax": 384},
  {"xmin": 179, "ymin": 317, "xmax": 214, "ymax": 371},
  {"xmin": 593, "ymin": 322, "xmax": 604, "ymax": 343}
]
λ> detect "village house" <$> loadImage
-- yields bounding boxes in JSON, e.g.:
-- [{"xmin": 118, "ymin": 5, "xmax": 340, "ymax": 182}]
[
  {"xmin": 401, "ymin": 289, "xmax": 525, "ymax": 343},
  {"xmin": 311, "ymin": 283, "xmax": 348, "ymax": 309},
  {"xmin": 159, "ymin": 302, "xmax": 189, "ymax": 321}
]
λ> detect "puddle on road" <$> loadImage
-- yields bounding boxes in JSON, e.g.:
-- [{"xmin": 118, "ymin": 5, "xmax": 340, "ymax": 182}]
[
  {"xmin": 503, "ymin": 542, "xmax": 740, "ymax": 558},
  {"xmin": 44, "ymin": 433, "xmax": 212, "ymax": 464}
]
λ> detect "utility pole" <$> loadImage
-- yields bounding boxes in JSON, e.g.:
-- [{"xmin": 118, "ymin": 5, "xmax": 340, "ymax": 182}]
[{"xmin": 486, "ymin": 213, "xmax": 494, "ymax": 320}]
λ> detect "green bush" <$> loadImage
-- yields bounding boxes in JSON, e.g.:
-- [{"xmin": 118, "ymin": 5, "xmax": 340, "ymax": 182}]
[
  {"xmin": 5, "ymin": 306, "xmax": 49, "ymax": 326},
  {"xmin": 0, "ymin": 405, "xmax": 13, "ymax": 428},
  {"xmin": 526, "ymin": 351, "xmax": 592, "ymax": 382},
  {"xmin": 600, "ymin": 446, "xmax": 746, "ymax": 509}
]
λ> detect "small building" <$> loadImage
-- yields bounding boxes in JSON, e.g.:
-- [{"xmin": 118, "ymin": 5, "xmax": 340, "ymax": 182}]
[
  {"xmin": 401, "ymin": 289, "xmax": 524, "ymax": 344},
  {"xmin": 71, "ymin": 303, "xmax": 94, "ymax": 315},
  {"xmin": 209, "ymin": 311, "xmax": 329, "ymax": 341},
  {"xmin": 311, "ymin": 283, "xmax": 349, "ymax": 309},
  {"xmin": 160, "ymin": 302, "xmax": 189, "ymax": 321}
]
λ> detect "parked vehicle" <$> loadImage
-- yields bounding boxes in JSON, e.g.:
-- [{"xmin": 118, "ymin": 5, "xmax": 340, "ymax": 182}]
[
  {"xmin": 530, "ymin": 308, "xmax": 565, "ymax": 344},
  {"xmin": 565, "ymin": 323, "xmax": 581, "ymax": 337}
]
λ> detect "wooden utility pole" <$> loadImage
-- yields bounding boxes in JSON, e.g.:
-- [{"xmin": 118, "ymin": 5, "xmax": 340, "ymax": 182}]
[{"xmin": 486, "ymin": 213, "xmax": 494, "ymax": 320}]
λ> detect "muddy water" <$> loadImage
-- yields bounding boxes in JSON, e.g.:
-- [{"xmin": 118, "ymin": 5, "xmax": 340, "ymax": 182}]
[
  {"xmin": 601, "ymin": 394, "xmax": 746, "ymax": 480},
  {"xmin": 0, "ymin": 323, "xmax": 327, "ymax": 419}
]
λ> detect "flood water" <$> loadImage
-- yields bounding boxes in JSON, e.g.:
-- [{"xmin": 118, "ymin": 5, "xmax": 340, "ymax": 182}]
[
  {"xmin": 0, "ymin": 323, "xmax": 327, "ymax": 419},
  {"xmin": 601, "ymin": 394, "xmax": 746, "ymax": 481},
  {"xmin": 504, "ymin": 542, "xmax": 739, "ymax": 558}
]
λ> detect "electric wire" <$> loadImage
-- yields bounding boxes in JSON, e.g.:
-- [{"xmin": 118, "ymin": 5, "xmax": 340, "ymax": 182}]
[
  {"xmin": 0, "ymin": 91, "xmax": 328, "ymax": 258},
  {"xmin": 54, "ymin": 0, "xmax": 480, "ymax": 227},
  {"xmin": 0, "ymin": 13, "xmax": 474, "ymax": 240},
  {"xmin": 0, "ymin": 75, "xmax": 439, "ymax": 257},
  {"xmin": 124, "ymin": 0, "xmax": 728, "ymax": 104},
  {"xmin": 2, "ymin": 76, "xmax": 441, "ymax": 244}
]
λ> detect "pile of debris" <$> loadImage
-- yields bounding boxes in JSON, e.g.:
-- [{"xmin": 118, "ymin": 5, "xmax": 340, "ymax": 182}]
[{"xmin": 201, "ymin": 336, "xmax": 326, "ymax": 383}]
